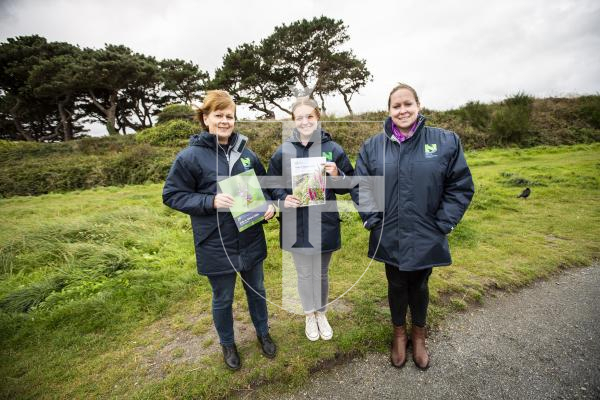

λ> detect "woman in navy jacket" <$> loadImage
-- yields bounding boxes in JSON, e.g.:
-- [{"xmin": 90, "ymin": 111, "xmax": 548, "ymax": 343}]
[
  {"xmin": 353, "ymin": 84, "xmax": 474, "ymax": 369},
  {"xmin": 162, "ymin": 90, "xmax": 277, "ymax": 370},
  {"xmin": 268, "ymin": 97, "xmax": 354, "ymax": 342}
]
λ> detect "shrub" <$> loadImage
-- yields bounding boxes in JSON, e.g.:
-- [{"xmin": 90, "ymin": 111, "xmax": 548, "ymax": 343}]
[
  {"xmin": 157, "ymin": 104, "xmax": 196, "ymax": 124},
  {"xmin": 0, "ymin": 136, "xmax": 137, "ymax": 162},
  {"xmin": 491, "ymin": 92, "xmax": 534, "ymax": 144},
  {"xmin": 458, "ymin": 101, "xmax": 491, "ymax": 130},
  {"xmin": 0, "ymin": 144, "xmax": 177, "ymax": 197},
  {"xmin": 135, "ymin": 119, "xmax": 199, "ymax": 145},
  {"xmin": 107, "ymin": 144, "xmax": 162, "ymax": 184},
  {"xmin": 576, "ymin": 95, "xmax": 600, "ymax": 129},
  {"xmin": 504, "ymin": 92, "xmax": 534, "ymax": 108},
  {"xmin": 1, "ymin": 96, "xmax": 598, "ymax": 197},
  {"xmin": 237, "ymin": 121, "xmax": 283, "ymax": 160}
]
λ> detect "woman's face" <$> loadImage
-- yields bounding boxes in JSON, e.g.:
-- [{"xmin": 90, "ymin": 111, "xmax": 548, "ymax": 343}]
[
  {"xmin": 203, "ymin": 106, "xmax": 235, "ymax": 143},
  {"xmin": 389, "ymin": 88, "xmax": 420, "ymax": 132},
  {"xmin": 293, "ymin": 105, "xmax": 319, "ymax": 137}
]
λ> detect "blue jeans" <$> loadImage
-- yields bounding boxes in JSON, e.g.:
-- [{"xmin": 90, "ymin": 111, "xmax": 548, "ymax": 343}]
[{"xmin": 207, "ymin": 262, "xmax": 269, "ymax": 345}]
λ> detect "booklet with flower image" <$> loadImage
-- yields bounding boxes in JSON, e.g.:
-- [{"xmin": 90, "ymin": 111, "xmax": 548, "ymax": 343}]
[
  {"xmin": 217, "ymin": 169, "xmax": 268, "ymax": 232},
  {"xmin": 291, "ymin": 157, "xmax": 326, "ymax": 207}
]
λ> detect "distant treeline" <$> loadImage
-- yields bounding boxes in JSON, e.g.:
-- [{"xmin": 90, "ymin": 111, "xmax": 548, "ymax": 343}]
[
  {"xmin": 136, "ymin": 93, "xmax": 600, "ymax": 157},
  {"xmin": 0, "ymin": 16, "xmax": 372, "ymax": 142},
  {"xmin": 1, "ymin": 95, "xmax": 599, "ymax": 198}
]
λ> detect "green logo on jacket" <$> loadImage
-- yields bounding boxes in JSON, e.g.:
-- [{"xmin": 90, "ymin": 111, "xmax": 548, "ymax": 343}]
[
  {"xmin": 322, "ymin": 151, "xmax": 333, "ymax": 161},
  {"xmin": 240, "ymin": 157, "xmax": 252, "ymax": 169},
  {"xmin": 424, "ymin": 143, "xmax": 438, "ymax": 158}
]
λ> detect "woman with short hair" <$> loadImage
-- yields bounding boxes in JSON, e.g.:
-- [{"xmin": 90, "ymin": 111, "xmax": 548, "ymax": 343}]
[{"xmin": 163, "ymin": 90, "xmax": 277, "ymax": 370}]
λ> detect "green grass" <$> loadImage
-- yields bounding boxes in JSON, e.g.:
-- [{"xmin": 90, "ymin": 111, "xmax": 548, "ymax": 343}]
[{"xmin": 1, "ymin": 143, "xmax": 599, "ymax": 399}]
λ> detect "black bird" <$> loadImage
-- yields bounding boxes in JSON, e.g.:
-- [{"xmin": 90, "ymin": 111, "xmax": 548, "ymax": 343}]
[{"xmin": 517, "ymin": 187, "xmax": 531, "ymax": 199}]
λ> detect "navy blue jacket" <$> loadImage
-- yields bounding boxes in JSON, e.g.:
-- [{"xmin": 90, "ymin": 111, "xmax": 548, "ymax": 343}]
[
  {"xmin": 352, "ymin": 115, "xmax": 474, "ymax": 270},
  {"xmin": 268, "ymin": 129, "xmax": 354, "ymax": 254},
  {"xmin": 162, "ymin": 132, "xmax": 269, "ymax": 276}
]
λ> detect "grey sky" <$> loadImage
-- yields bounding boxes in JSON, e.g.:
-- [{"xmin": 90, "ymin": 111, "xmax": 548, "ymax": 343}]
[{"xmin": 1, "ymin": 0, "xmax": 599, "ymax": 118}]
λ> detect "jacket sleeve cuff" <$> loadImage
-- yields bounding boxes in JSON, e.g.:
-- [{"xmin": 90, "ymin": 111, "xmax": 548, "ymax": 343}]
[
  {"xmin": 331, "ymin": 169, "xmax": 345, "ymax": 180},
  {"xmin": 204, "ymin": 194, "xmax": 217, "ymax": 215},
  {"xmin": 364, "ymin": 215, "xmax": 382, "ymax": 230}
]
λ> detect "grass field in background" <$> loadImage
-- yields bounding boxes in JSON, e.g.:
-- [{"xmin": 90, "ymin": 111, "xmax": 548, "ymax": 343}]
[{"xmin": 1, "ymin": 143, "xmax": 599, "ymax": 399}]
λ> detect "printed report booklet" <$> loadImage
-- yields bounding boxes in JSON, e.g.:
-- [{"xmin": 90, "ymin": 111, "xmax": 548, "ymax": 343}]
[
  {"xmin": 291, "ymin": 156, "xmax": 326, "ymax": 207},
  {"xmin": 217, "ymin": 169, "xmax": 267, "ymax": 232}
]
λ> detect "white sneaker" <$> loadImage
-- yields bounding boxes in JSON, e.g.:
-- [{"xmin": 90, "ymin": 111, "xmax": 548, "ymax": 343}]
[
  {"xmin": 315, "ymin": 312, "xmax": 333, "ymax": 340},
  {"xmin": 305, "ymin": 313, "xmax": 319, "ymax": 341}
]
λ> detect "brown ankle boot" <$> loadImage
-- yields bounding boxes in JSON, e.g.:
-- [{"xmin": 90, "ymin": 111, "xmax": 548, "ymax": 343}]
[
  {"xmin": 411, "ymin": 325, "xmax": 430, "ymax": 370},
  {"xmin": 390, "ymin": 325, "xmax": 408, "ymax": 368}
]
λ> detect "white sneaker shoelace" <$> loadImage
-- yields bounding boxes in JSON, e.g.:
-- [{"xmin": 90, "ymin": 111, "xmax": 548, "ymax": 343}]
[
  {"xmin": 305, "ymin": 313, "xmax": 319, "ymax": 341},
  {"xmin": 315, "ymin": 312, "xmax": 333, "ymax": 340}
]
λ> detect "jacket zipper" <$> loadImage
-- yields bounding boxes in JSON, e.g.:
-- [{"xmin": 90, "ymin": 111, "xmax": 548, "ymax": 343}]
[{"xmin": 218, "ymin": 144, "xmax": 232, "ymax": 176}]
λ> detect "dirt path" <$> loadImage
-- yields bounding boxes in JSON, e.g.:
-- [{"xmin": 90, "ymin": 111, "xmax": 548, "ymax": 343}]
[{"xmin": 261, "ymin": 264, "xmax": 600, "ymax": 400}]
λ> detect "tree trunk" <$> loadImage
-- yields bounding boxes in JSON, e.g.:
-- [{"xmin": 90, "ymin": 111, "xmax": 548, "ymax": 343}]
[
  {"xmin": 341, "ymin": 92, "xmax": 354, "ymax": 116},
  {"xmin": 133, "ymin": 104, "xmax": 146, "ymax": 130},
  {"xmin": 57, "ymin": 98, "xmax": 73, "ymax": 141},
  {"xmin": 38, "ymin": 131, "xmax": 61, "ymax": 141},
  {"xmin": 13, "ymin": 120, "xmax": 35, "ymax": 141},
  {"xmin": 317, "ymin": 92, "xmax": 327, "ymax": 116},
  {"xmin": 141, "ymin": 98, "xmax": 153, "ymax": 128},
  {"xmin": 251, "ymin": 103, "xmax": 275, "ymax": 119},
  {"xmin": 106, "ymin": 92, "xmax": 118, "ymax": 135},
  {"xmin": 89, "ymin": 90, "xmax": 119, "ymax": 135},
  {"xmin": 10, "ymin": 101, "xmax": 35, "ymax": 141}
]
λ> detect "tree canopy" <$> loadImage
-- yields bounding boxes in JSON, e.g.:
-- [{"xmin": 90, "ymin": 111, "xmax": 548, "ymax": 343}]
[
  {"xmin": 0, "ymin": 17, "xmax": 372, "ymax": 140},
  {"xmin": 214, "ymin": 16, "xmax": 372, "ymax": 118},
  {"xmin": 0, "ymin": 36, "xmax": 209, "ymax": 141}
]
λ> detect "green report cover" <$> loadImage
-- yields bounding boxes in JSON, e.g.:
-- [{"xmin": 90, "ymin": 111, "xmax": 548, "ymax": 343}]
[{"xmin": 217, "ymin": 169, "xmax": 267, "ymax": 232}]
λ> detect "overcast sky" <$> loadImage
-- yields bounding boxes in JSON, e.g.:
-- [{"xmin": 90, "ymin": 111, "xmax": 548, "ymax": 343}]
[{"xmin": 1, "ymin": 0, "xmax": 599, "ymax": 119}]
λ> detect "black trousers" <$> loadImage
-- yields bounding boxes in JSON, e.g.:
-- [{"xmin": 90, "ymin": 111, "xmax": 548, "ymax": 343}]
[{"xmin": 385, "ymin": 264, "xmax": 433, "ymax": 327}]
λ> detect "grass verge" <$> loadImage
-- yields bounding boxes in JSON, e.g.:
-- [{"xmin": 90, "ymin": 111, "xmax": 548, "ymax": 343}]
[{"xmin": 0, "ymin": 143, "xmax": 599, "ymax": 399}]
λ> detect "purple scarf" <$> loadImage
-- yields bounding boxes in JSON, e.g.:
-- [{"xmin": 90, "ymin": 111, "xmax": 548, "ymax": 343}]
[{"xmin": 391, "ymin": 119, "xmax": 418, "ymax": 142}]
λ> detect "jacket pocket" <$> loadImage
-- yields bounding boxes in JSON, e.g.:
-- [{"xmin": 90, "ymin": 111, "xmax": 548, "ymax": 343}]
[
  {"xmin": 420, "ymin": 213, "xmax": 445, "ymax": 236},
  {"xmin": 192, "ymin": 214, "xmax": 228, "ymax": 245}
]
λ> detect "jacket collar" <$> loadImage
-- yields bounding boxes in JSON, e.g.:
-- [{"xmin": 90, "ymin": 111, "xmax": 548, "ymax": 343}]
[
  {"xmin": 189, "ymin": 131, "xmax": 248, "ymax": 151},
  {"xmin": 383, "ymin": 114, "xmax": 426, "ymax": 144},
  {"xmin": 189, "ymin": 131, "xmax": 249, "ymax": 175}
]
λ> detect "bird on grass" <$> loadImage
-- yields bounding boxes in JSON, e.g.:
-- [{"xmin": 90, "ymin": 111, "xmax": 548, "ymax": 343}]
[{"xmin": 517, "ymin": 187, "xmax": 531, "ymax": 199}]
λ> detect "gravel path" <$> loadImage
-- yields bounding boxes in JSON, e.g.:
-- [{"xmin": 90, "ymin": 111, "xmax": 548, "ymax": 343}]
[{"xmin": 273, "ymin": 264, "xmax": 600, "ymax": 400}]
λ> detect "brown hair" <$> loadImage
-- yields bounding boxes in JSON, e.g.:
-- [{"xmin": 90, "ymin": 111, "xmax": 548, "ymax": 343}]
[
  {"xmin": 388, "ymin": 83, "xmax": 420, "ymax": 109},
  {"xmin": 291, "ymin": 97, "xmax": 321, "ymax": 121},
  {"xmin": 196, "ymin": 90, "xmax": 236, "ymax": 130}
]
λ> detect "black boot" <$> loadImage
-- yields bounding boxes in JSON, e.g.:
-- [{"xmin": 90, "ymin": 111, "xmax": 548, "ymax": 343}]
[
  {"xmin": 257, "ymin": 333, "xmax": 277, "ymax": 358},
  {"xmin": 222, "ymin": 344, "xmax": 241, "ymax": 370}
]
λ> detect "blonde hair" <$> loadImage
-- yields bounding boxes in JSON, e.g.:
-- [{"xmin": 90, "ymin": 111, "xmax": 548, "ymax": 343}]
[
  {"xmin": 291, "ymin": 97, "xmax": 321, "ymax": 120},
  {"xmin": 388, "ymin": 83, "xmax": 420, "ymax": 109},
  {"xmin": 196, "ymin": 90, "xmax": 236, "ymax": 130}
]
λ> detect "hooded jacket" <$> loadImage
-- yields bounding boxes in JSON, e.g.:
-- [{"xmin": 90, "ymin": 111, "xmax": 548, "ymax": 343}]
[
  {"xmin": 352, "ymin": 115, "xmax": 474, "ymax": 270},
  {"xmin": 268, "ymin": 128, "xmax": 354, "ymax": 254},
  {"xmin": 162, "ymin": 131, "xmax": 269, "ymax": 276}
]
